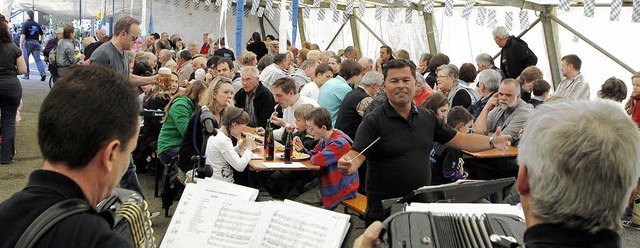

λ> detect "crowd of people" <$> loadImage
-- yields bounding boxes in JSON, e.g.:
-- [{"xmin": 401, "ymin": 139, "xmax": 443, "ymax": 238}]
[{"xmin": 1, "ymin": 12, "xmax": 640, "ymax": 247}]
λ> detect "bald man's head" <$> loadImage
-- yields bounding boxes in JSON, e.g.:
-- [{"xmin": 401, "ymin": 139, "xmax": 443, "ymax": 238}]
[
  {"xmin": 192, "ymin": 57, "xmax": 208, "ymax": 71},
  {"xmin": 145, "ymin": 52, "xmax": 157, "ymax": 68}
]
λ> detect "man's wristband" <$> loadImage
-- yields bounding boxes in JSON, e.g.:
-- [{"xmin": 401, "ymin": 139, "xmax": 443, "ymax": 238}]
[{"xmin": 489, "ymin": 136, "xmax": 496, "ymax": 149}]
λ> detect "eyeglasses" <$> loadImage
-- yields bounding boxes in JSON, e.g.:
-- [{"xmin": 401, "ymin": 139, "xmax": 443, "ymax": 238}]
[{"xmin": 124, "ymin": 30, "xmax": 138, "ymax": 41}]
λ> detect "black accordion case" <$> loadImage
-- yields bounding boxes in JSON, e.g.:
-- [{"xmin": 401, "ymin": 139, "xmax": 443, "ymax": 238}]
[{"xmin": 378, "ymin": 211, "xmax": 525, "ymax": 248}]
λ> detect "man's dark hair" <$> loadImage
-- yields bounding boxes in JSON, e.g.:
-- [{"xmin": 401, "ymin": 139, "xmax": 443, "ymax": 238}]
[
  {"xmin": 446, "ymin": 106, "xmax": 473, "ymax": 129},
  {"xmin": 62, "ymin": 26, "xmax": 74, "ymax": 39},
  {"xmin": 383, "ymin": 59, "xmax": 416, "ymax": 81},
  {"xmin": 38, "ymin": 65, "xmax": 139, "ymax": 169},
  {"xmin": 271, "ymin": 77, "xmax": 297, "ymax": 94},
  {"xmin": 427, "ymin": 53, "xmax": 450, "ymax": 73},
  {"xmin": 216, "ymin": 58, "xmax": 234, "ymax": 71},
  {"xmin": 314, "ymin": 64, "xmax": 332, "ymax": 76},
  {"xmin": 338, "ymin": 59, "xmax": 362, "ymax": 80},
  {"xmin": 273, "ymin": 53, "xmax": 287, "ymax": 65},
  {"xmin": 113, "ymin": 16, "xmax": 141, "ymax": 37},
  {"xmin": 206, "ymin": 55, "xmax": 222, "ymax": 69},
  {"xmin": 533, "ymin": 79, "xmax": 551, "ymax": 96},
  {"xmin": 305, "ymin": 107, "xmax": 333, "ymax": 130},
  {"xmin": 178, "ymin": 50, "xmax": 192, "ymax": 61},
  {"xmin": 380, "ymin": 45, "xmax": 392, "ymax": 54},
  {"xmin": 26, "ymin": 10, "xmax": 34, "ymax": 19},
  {"xmin": 598, "ymin": 77, "xmax": 627, "ymax": 102},
  {"xmin": 562, "ymin": 54, "xmax": 582, "ymax": 71},
  {"xmin": 151, "ymin": 32, "xmax": 160, "ymax": 40},
  {"xmin": 132, "ymin": 61, "xmax": 152, "ymax": 76},
  {"xmin": 266, "ymin": 35, "xmax": 276, "ymax": 41},
  {"xmin": 156, "ymin": 39, "xmax": 170, "ymax": 50}
]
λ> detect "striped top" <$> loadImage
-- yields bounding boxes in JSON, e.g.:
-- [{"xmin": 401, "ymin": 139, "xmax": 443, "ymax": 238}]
[{"xmin": 306, "ymin": 129, "xmax": 359, "ymax": 209}]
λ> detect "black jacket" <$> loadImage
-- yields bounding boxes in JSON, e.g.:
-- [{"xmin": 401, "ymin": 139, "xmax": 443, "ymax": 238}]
[
  {"xmin": 234, "ymin": 82, "xmax": 276, "ymax": 128},
  {"xmin": 500, "ymin": 36, "xmax": 537, "ymax": 79}
]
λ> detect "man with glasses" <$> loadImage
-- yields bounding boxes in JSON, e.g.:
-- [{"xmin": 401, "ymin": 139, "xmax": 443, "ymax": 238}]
[
  {"xmin": 234, "ymin": 66, "xmax": 276, "ymax": 128},
  {"xmin": 89, "ymin": 16, "xmax": 159, "ymax": 199}
]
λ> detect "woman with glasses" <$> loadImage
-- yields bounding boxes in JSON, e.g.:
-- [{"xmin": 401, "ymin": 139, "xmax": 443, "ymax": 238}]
[{"xmin": 0, "ymin": 14, "xmax": 27, "ymax": 164}]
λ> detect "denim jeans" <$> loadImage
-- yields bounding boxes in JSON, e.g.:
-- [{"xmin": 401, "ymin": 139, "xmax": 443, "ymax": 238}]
[
  {"xmin": 119, "ymin": 157, "xmax": 145, "ymax": 199},
  {"xmin": 0, "ymin": 89, "xmax": 22, "ymax": 163},
  {"xmin": 159, "ymin": 146, "xmax": 180, "ymax": 166},
  {"xmin": 22, "ymin": 40, "xmax": 46, "ymax": 76}
]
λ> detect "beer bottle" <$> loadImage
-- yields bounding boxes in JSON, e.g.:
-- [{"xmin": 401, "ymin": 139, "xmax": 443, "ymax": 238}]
[
  {"xmin": 265, "ymin": 120, "xmax": 275, "ymax": 161},
  {"xmin": 283, "ymin": 130, "xmax": 293, "ymax": 164}
]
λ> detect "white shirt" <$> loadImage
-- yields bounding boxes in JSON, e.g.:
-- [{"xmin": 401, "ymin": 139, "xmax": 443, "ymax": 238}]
[
  {"xmin": 299, "ymin": 82, "xmax": 320, "ymax": 102},
  {"xmin": 273, "ymin": 95, "xmax": 319, "ymax": 140},
  {"xmin": 205, "ymin": 130, "xmax": 253, "ymax": 183},
  {"xmin": 259, "ymin": 64, "xmax": 286, "ymax": 89}
]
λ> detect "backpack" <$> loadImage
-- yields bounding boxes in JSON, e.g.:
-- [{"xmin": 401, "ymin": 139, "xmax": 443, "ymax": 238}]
[{"xmin": 46, "ymin": 46, "xmax": 57, "ymax": 65}]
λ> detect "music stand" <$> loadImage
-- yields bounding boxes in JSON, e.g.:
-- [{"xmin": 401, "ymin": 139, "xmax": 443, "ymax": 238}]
[{"xmin": 398, "ymin": 177, "xmax": 516, "ymax": 204}]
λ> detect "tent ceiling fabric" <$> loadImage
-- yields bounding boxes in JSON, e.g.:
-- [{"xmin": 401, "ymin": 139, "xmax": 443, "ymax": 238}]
[{"xmin": 11, "ymin": 0, "xmax": 142, "ymax": 18}]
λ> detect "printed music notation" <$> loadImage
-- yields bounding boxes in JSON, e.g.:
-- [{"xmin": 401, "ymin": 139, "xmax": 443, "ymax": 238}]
[{"xmin": 160, "ymin": 180, "xmax": 351, "ymax": 248}]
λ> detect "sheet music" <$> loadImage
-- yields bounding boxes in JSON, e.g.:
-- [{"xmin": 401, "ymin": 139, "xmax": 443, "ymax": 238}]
[
  {"xmin": 405, "ymin": 203, "xmax": 525, "ymax": 220},
  {"xmin": 161, "ymin": 185, "xmax": 351, "ymax": 248},
  {"xmin": 252, "ymin": 201, "xmax": 349, "ymax": 248},
  {"xmin": 198, "ymin": 177, "xmax": 259, "ymax": 201},
  {"xmin": 262, "ymin": 162, "xmax": 307, "ymax": 169}
]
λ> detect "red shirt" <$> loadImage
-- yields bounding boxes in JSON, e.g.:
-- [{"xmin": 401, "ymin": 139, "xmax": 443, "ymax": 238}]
[
  {"xmin": 414, "ymin": 85, "xmax": 434, "ymax": 106},
  {"xmin": 199, "ymin": 43, "xmax": 210, "ymax": 55}
]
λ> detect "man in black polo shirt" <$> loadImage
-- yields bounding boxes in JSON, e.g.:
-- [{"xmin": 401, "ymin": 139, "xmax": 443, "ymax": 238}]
[
  {"xmin": 0, "ymin": 66, "xmax": 137, "ymax": 247},
  {"xmin": 19, "ymin": 10, "xmax": 47, "ymax": 81},
  {"xmin": 338, "ymin": 59, "xmax": 512, "ymax": 224}
]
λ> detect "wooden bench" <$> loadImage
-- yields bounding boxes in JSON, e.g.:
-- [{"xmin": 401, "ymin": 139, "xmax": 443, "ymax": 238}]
[{"xmin": 342, "ymin": 193, "xmax": 367, "ymax": 216}]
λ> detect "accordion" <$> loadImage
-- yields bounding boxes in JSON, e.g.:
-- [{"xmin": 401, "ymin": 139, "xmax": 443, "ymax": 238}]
[
  {"xmin": 97, "ymin": 188, "xmax": 156, "ymax": 248},
  {"xmin": 378, "ymin": 211, "xmax": 525, "ymax": 248}
]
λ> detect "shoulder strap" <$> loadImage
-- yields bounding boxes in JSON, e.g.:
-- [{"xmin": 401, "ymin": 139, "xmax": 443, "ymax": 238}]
[{"xmin": 16, "ymin": 198, "xmax": 92, "ymax": 248}]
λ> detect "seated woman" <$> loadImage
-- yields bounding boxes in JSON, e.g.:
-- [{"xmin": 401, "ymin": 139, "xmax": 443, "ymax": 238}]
[
  {"xmin": 157, "ymin": 80, "xmax": 208, "ymax": 166},
  {"xmin": 199, "ymin": 106, "xmax": 256, "ymax": 182},
  {"xmin": 293, "ymin": 107, "xmax": 359, "ymax": 210},
  {"xmin": 134, "ymin": 77, "xmax": 171, "ymax": 172},
  {"xmin": 178, "ymin": 77, "xmax": 235, "ymax": 174}
]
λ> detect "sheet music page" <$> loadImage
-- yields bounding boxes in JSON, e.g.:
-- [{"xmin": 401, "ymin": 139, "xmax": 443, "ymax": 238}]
[
  {"xmin": 250, "ymin": 201, "xmax": 350, "ymax": 248},
  {"xmin": 161, "ymin": 184, "xmax": 272, "ymax": 248},
  {"xmin": 262, "ymin": 162, "xmax": 307, "ymax": 169},
  {"xmin": 199, "ymin": 177, "xmax": 259, "ymax": 201},
  {"xmin": 405, "ymin": 203, "xmax": 525, "ymax": 220},
  {"xmin": 283, "ymin": 200, "xmax": 351, "ymax": 248}
]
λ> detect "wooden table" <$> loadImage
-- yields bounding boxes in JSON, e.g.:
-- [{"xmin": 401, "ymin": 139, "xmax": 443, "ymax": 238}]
[
  {"xmin": 463, "ymin": 146, "xmax": 519, "ymax": 159},
  {"xmin": 248, "ymin": 149, "xmax": 320, "ymax": 171}
]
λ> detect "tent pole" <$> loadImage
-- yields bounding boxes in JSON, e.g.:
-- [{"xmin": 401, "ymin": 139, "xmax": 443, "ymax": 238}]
[
  {"xmin": 259, "ymin": 17, "xmax": 266, "ymax": 39},
  {"xmin": 264, "ymin": 17, "xmax": 279, "ymax": 37},
  {"xmin": 548, "ymin": 13, "xmax": 637, "ymax": 74},
  {"xmin": 349, "ymin": 13, "xmax": 361, "ymax": 58},
  {"xmin": 325, "ymin": 20, "xmax": 348, "ymax": 51},
  {"xmin": 298, "ymin": 8, "xmax": 306, "ymax": 43},
  {"xmin": 422, "ymin": 11, "xmax": 438, "ymax": 54},
  {"xmin": 354, "ymin": 15, "xmax": 387, "ymax": 47},
  {"xmin": 541, "ymin": 8, "xmax": 562, "ymax": 88}
]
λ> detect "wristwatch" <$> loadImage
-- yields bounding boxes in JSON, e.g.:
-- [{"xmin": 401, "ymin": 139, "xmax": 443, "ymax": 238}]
[{"xmin": 489, "ymin": 136, "xmax": 496, "ymax": 149}]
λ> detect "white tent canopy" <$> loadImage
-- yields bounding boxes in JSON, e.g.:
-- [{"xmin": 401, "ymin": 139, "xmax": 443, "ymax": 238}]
[{"xmin": 4, "ymin": 0, "xmax": 640, "ymax": 99}]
